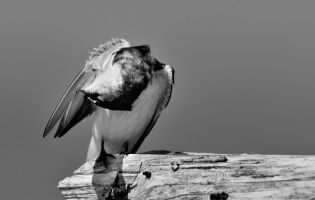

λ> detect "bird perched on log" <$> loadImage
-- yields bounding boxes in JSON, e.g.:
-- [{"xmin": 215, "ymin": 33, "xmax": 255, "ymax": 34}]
[{"xmin": 43, "ymin": 38, "xmax": 174, "ymax": 161}]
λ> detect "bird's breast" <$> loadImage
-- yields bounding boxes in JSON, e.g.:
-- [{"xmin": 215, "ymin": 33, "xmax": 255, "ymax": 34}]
[{"xmin": 92, "ymin": 74, "xmax": 167, "ymax": 153}]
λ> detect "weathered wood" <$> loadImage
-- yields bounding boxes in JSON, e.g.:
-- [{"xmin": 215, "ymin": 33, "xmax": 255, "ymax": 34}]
[{"xmin": 58, "ymin": 151, "xmax": 315, "ymax": 199}]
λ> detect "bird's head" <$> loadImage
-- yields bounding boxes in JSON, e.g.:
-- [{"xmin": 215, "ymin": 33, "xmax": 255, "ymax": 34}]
[{"xmin": 81, "ymin": 39, "xmax": 167, "ymax": 109}]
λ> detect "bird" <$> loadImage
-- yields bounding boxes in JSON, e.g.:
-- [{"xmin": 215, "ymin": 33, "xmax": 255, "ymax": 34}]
[{"xmin": 43, "ymin": 38, "xmax": 174, "ymax": 162}]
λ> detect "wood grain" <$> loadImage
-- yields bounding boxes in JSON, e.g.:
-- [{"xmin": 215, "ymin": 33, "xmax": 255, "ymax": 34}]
[{"xmin": 58, "ymin": 151, "xmax": 315, "ymax": 199}]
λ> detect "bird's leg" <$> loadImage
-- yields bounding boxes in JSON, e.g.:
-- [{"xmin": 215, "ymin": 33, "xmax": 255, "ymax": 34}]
[
  {"xmin": 96, "ymin": 139, "xmax": 115, "ymax": 169},
  {"xmin": 121, "ymin": 142, "xmax": 129, "ymax": 158}
]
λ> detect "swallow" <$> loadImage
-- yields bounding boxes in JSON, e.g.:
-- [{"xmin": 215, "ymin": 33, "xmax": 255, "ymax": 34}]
[{"xmin": 43, "ymin": 38, "xmax": 174, "ymax": 161}]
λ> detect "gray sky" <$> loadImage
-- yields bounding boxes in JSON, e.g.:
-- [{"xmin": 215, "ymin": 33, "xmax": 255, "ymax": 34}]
[{"xmin": 1, "ymin": 0, "xmax": 315, "ymax": 199}]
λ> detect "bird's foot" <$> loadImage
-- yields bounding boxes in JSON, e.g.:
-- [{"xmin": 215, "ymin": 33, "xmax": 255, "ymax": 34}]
[
  {"xmin": 121, "ymin": 142, "xmax": 129, "ymax": 158},
  {"xmin": 96, "ymin": 152, "xmax": 116, "ymax": 169},
  {"xmin": 96, "ymin": 141, "xmax": 116, "ymax": 169}
]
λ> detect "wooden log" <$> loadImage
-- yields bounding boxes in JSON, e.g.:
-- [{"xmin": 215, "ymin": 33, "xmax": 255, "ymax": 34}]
[{"xmin": 58, "ymin": 151, "xmax": 315, "ymax": 199}]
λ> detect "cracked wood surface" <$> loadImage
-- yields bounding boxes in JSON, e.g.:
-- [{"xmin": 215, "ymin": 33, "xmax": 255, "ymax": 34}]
[{"xmin": 58, "ymin": 151, "xmax": 315, "ymax": 199}]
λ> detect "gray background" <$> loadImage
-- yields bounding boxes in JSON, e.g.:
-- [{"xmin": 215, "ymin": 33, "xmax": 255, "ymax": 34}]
[{"xmin": 1, "ymin": 0, "xmax": 315, "ymax": 199}]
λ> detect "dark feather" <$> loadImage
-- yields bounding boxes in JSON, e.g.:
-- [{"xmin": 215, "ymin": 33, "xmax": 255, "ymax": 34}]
[
  {"xmin": 43, "ymin": 70, "xmax": 95, "ymax": 137},
  {"xmin": 54, "ymin": 92, "xmax": 96, "ymax": 138}
]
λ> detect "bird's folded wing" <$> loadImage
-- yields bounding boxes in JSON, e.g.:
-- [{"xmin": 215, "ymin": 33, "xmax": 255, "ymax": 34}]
[
  {"xmin": 130, "ymin": 65, "xmax": 175, "ymax": 153},
  {"xmin": 43, "ymin": 70, "xmax": 96, "ymax": 137},
  {"xmin": 43, "ymin": 38, "xmax": 130, "ymax": 137}
]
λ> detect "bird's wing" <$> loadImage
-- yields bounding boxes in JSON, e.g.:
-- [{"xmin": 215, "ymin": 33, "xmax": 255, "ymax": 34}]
[
  {"xmin": 130, "ymin": 64, "xmax": 174, "ymax": 153},
  {"xmin": 43, "ymin": 38, "xmax": 130, "ymax": 137}
]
